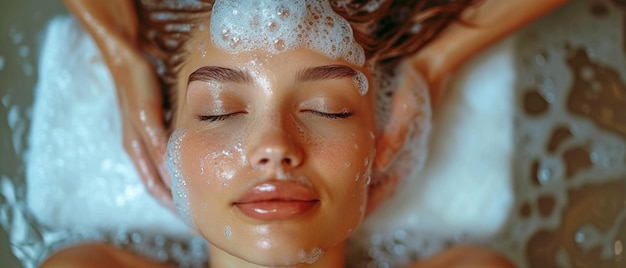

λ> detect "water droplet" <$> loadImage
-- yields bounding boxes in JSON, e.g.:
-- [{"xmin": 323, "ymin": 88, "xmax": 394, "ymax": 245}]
[
  {"xmin": 574, "ymin": 224, "xmax": 603, "ymax": 251},
  {"xmin": 391, "ymin": 244, "xmax": 406, "ymax": 255},
  {"xmin": 154, "ymin": 235, "xmax": 166, "ymax": 247},
  {"xmin": 9, "ymin": 27, "xmax": 23, "ymax": 44},
  {"xmin": 370, "ymin": 234, "xmax": 383, "ymax": 245},
  {"xmin": 131, "ymin": 232, "xmax": 142, "ymax": 243},
  {"xmin": 580, "ymin": 66, "xmax": 594, "ymax": 81},
  {"xmin": 537, "ymin": 166, "xmax": 553, "ymax": 184},
  {"xmin": 229, "ymin": 37, "xmax": 241, "ymax": 49},
  {"xmin": 410, "ymin": 23, "xmax": 422, "ymax": 34},
  {"xmin": 540, "ymin": 89, "xmax": 556, "ymax": 103},
  {"xmin": 18, "ymin": 46, "xmax": 28, "ymax": 59},
  {"xmin": 268, "ymin": 21, "xmax": 278, "ymax": 32},
  {"xmin": 221, "ymin": 28, "xmax": 230, "ymax": 41},
  {"xmin": 575, "ymin": 231, "xmax": 585, "ymax": 243},
  {"xmin": 1, "ymin": 94, "xmax": 10, "ymax": 108},
  {"xmin": 535, "ymin": 53, "xmax": 547, "ymax": 66},
  {"xmin": 394, "ymin": 229, "xmax": 408, "ymax": 241},
  {"xmin": 277, "ymin": 5, "xmax": 290, "ymax": 19},
  {"xmin": 274, "ymin": 39, "xmax": 285, "ymax": 51}
]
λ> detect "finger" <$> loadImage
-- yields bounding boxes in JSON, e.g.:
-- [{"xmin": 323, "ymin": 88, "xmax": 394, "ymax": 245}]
[
  {"xmin": 122, "ymin": 61, "xmax": 173, "ymax": 189},
  {"xmin": 374, "ymin": 78, "xmax": 420, "ymax": 171},
  {"xmin": 131, "ymin": 106, "xmax": 171, "ymax": 188}
]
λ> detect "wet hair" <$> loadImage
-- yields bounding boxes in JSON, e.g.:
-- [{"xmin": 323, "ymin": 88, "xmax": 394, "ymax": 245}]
[
  {"xmin": 331, "ymin": 0, "xmax": 478, "ymax": 65},
  {"xmin": 134, "ymin": 0, "xmax": 478, "ymax": 124}
]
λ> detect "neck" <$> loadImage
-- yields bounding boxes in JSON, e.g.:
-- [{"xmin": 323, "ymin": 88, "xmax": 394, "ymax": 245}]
[{"xmin": 209, "ymin": 242, "xmax": 346, "ymax": 268}]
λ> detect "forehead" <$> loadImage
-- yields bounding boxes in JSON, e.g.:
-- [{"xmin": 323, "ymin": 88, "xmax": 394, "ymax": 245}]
[{"xmin": 209, "ymin": 0, "xmax": 365, "ymax": 67}]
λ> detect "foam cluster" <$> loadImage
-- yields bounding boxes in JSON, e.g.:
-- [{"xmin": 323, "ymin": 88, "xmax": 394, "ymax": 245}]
[
  {"xmin": 165, "ymin": 129, "xmax": 194, "ymax": 228},
  {"xmin": 210, "ymin": 0, "xmax": 365, "ymax": 67}
]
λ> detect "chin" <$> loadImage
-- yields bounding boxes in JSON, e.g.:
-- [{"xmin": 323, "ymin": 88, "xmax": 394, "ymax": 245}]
[{"xmin": 230, "ymin": 241, "xmax": 327, "ymax": 267}]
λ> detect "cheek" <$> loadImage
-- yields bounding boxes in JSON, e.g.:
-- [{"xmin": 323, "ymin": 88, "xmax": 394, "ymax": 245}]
[
  {"xmin": 317, "ymin": 130, "xmax": 375, "ymax": 182},
  {"xmin": 313, "ymin": 130, "xmax": 375, "ymax": 224},
  {"xmin": 180, "ymin": 129, "xmax": 246, "ymax": 187},
  {"xmin": 173, "ymin": 129, "xmax": 248, "ymax": 227}
]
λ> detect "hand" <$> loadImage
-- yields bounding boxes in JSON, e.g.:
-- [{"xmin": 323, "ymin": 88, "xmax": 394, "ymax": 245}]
[
  {"xmin": 412, "ymin": 0, "xmax": 569, "ymax": 105},
  {"xmin": 115, "ymin": 51, "xmax": 175, "ymax": 213},
  {"xmin": 64, "ymin": 0, "xmax": 175, "ymax": 212},
  {"xmin": 369, "ymin": 63, "xmax": 431, "ymax": 215}
]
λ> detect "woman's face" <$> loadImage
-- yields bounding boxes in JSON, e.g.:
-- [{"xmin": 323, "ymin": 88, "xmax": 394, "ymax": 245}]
[{"xmin": 168, "ymin": 27, "xmax": 377, "ymax": 266}]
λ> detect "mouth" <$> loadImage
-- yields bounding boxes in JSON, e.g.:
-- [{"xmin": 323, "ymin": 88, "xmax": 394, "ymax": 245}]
[{"xmin": 233, "ymin": 181, "xmax": 320, "ymax": 221}]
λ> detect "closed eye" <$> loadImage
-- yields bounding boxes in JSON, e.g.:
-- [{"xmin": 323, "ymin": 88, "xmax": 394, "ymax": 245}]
[
  {"xmin": 307, "ymin": 110, "xmax": 353, "ymax": 119},
  {"xmin": 197, "ymin": 113, "xmax": 239, "ymax": 122}
]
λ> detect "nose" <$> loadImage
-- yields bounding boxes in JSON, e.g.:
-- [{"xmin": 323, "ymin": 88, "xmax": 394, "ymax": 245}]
[{"xmin": 248, "ymin": 122, "xmax": 303, "ymax": 169}]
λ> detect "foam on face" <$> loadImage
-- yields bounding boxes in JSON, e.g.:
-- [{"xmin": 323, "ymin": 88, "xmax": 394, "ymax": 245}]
[
  {"xmin": 298, "ymin": 247, "xmax": 324, "ymax": 264},
  {"xmin": 353, "ymin": 71, "xmax": 369, "ymax": 96},
  {"xmin": 224, "ymin": 225, "xmax": 232, "ymax": 240},
  {"xmin": 210, "ymin": 0, "xmax": 368, "ymax": 95},
  {"xmin": 165, "ymin": 129, "xmax": 195, "ymax": 227}
]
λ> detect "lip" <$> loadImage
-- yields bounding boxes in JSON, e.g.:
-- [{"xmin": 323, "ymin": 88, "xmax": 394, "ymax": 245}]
[{"xmin": 234, "ymin": 181, "xmax": 319, "ymax": 221}]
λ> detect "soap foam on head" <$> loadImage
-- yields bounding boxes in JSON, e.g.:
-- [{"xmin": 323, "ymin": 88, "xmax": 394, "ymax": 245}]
[
  {"xmin": 211, "ymin": 0, "xmax": 364, "ymax": 66},
  {"xmin": 210, "ymin": 0, "xmax": 368, "ymax": 95}
]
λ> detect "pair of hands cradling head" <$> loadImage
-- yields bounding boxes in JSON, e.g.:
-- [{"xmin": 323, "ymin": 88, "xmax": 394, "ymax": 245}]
[
  {"xmin": 65, "ymin": 0, "xmax": 174, "ymax": 212},
  {"xmin": 66, "ymin": 0, "xmax": 570, "ymax": 217}
]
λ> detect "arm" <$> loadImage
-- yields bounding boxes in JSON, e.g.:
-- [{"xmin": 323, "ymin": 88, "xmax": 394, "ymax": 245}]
[
  {"xmin": 64, "ymin": 0, "xmax": 175, "ymax": 211},
  {"xmin": 41, "ymin": 243, "xmax": 173, "ymax": 268},
  {"xmin": 370, "ymin": 0, "xmax": 569, "ymax": 219},
  {"xmin": 407, "ymin": 246, "xmax": 515, "ymax": 268},
  {"xmin": 412, "ymin": 0, "xmax": 570, "ymax": 103}
]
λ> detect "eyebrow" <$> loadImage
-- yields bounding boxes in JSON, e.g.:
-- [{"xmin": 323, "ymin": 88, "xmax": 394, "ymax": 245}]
[
  {"xmin": 188, "ymin": 66, "xmax": 252, "ymax": 84},
  {"xmin": 296, "ymin": 65, "xmax": 357, "ymax": 82},
  {"xmin": 188, "ymin": 64, "xmax": 357, "ymax": 85}
]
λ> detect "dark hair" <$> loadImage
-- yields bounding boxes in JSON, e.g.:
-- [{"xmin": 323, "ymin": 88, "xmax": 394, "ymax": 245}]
[
  {"xmin": 134, "ymin": 0, "xmax": 477, "ymax": 123},
  {"xmin": 331, "ymin": 0, "xmax": 477, "ymax": 65}
]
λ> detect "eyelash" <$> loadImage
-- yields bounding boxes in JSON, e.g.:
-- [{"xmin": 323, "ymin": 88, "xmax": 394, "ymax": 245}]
[
  {"xmin": 309, "ymin": 110, "xmax": 353, "ymax": 119},
  {"xmin": 197, "ymin": 110, "xmax": 352, "ymax": 122},
  {"xmin": 197, "ymin": 114, "xmax": 236, "ymax": 122}
]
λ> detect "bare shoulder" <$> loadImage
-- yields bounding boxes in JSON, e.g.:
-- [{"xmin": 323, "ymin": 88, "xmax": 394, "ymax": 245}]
[
  {"xmin": 41, "ymin": 242, "xmax": 175, "ymax": 268},
  {"xmin": 407, "ymin": 246, "xmax": 515, "ymax": 268}
]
